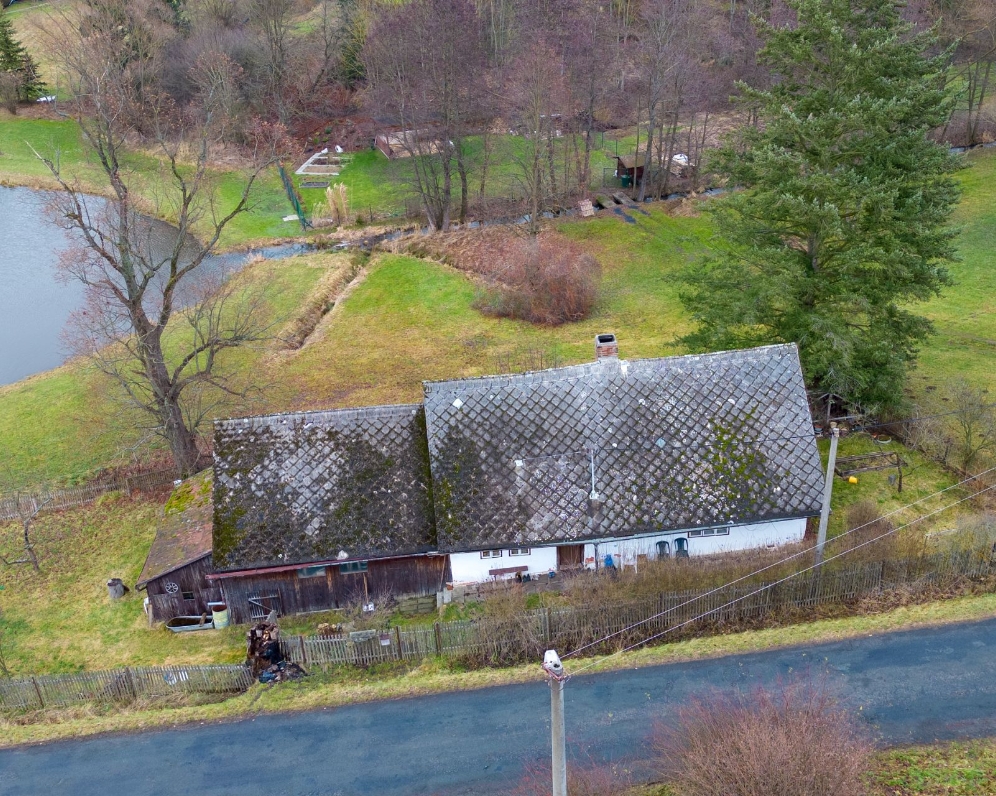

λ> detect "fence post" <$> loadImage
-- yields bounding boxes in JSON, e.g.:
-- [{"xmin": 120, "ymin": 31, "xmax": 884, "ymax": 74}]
[
  {"xmin": 544, "ymin": 607, "xmax": 552, "ymax": 644},
  {"xmin": 298, "ymin": 636, "xmax": 308, "ymax": 667},
  {"xmin": 123, "ymin": 666, "xmax": 138, "ymax": 701},
  {"xmin": 31, "ymin": 677, "xmax": 44, "ymax": 709},
  {"xmin": 434, "ymin": 622, "xmax": 443, "ymax": 657},
  {"xmin": 394, "ymin": 625, "xmax": 403, "ymax": 661}
]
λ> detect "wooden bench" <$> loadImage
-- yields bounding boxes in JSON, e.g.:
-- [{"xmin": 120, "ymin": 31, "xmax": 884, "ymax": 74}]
[{"xmin": 488, "ymin": 565, "xmax": 529, "ymax": 577}]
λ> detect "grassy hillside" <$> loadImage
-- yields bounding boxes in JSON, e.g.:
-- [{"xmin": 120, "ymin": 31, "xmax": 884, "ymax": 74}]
[
  {"xmin": 0, "ymin": 493, "xmax": 244, "ymax": 674},
  {"xmin": 2, "ymin": 145, "xmax": 996, "ymax": 489}
]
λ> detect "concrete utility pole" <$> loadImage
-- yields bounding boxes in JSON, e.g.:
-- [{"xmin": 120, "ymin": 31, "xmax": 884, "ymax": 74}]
[
  {"xmin": 543, "ymin": 650, "xmax": 568, "ymax": 796},
  {"xmin": 815, "ymin": 424, "xmax": 840, "ymax": 567}
]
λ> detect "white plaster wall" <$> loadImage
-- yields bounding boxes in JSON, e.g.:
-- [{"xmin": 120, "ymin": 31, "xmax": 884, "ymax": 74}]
[
  {"xmin": 450, "ymin": 545, "xmax": 559, "ymax": 584},
  {"xmin": 582, "ymin": 517, "xmax": 808, "ymax": 569}
]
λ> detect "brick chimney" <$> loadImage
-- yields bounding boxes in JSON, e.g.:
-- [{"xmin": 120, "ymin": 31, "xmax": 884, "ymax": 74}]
[{"xmin": 595, "ymin": 333, "xmax": 618, "ymax": 360}]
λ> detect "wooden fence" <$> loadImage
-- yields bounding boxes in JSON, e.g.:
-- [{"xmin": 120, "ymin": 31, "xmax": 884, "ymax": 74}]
[
  {"xmin": 282, "ymin": 551, "xmax": 995, "ymax": 669},
  {"xmin": 0, "ymin": 664, "xmax": 253, "ymax": 710},
  {"xmin": 0, "ymin": 467, "xmax": 180, "ymax": 522}
]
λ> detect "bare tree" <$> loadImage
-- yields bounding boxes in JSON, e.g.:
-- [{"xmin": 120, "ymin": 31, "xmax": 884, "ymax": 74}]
[
  {"xmin": 502, "ymin": 35, "xmax": 569, "ymax": 233},
  {"xmin": 363, "ymin": 0, "xmax": 487, "ymax": 230},
  {"xmin": 249, "ymin": 0, "xmax": 298, "ymax": 122},
  {"xmin": 0, "ymin": 471, "xmax": 50, "ymax": 572},
  {"xmin": 563, "ymin": 0, "xmax": 617, "ymax": 194},
  {"xmin": 34, "ymin": 0, "xmax": 286, "ymax": 477},
  {"xmin": 949, "ymin": 380, "xmax": 996, "ymax": 470},
  {"xmin": 635, "ymin": 0, "xmax": 703, "ymax": 201}
]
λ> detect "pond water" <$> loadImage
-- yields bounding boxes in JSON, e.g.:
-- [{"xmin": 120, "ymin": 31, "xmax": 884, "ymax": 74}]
[{"xmin": 0, "ymin": 186, "xmax": 307, "ymax": 387}]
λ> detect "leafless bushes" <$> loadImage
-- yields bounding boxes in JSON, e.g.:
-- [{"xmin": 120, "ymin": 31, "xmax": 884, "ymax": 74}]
[
  {"xmin": 460, "ymin": 583, "xmax": 545, "ymax": 667},
  {"xmin": 513, "ymin": 755, "xmax": 627, "ymax": 796},
  {"xmin": 653, "ymin": 683, "xmax": 872, "ymax": 796},
  {"xmin": 406, "ymin": 228, "xmax": 601, "ymax": 325},
  {"xmin": 474, "ymin": 235, "xmax": 601, "ymax": 325},
  {"xmin": 560, "ymin": 543, "xmax": 810, "ymax": 607},
  {"xmin": 906, "ymin": 380, "xmax": 996, "ymax": 472}
]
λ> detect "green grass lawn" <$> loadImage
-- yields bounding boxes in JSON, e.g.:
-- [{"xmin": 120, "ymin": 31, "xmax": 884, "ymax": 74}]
[
  {"xmin": 296, "ymin": 134, "xmax": 628, "ymax": 221},
  {"xmin": 0, "ymin": 493, "xmax": 245, "ymax": 674},
  {"xmin": 0, "ymin": 116, "xmax": 294, "ymax": 247},
  {"xmin": 870, "ymin": 739, "xmax": 996, "ymax": 795}
]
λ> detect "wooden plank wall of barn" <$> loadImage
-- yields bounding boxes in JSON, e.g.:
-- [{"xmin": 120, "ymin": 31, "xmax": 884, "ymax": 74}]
[
  {"xmin": 218, "ymin": 556, "xmax": 452, "ymax": 624},
  {"xmin": 145, "ymin": 556, "xmax": 222, "ymax": 622}
]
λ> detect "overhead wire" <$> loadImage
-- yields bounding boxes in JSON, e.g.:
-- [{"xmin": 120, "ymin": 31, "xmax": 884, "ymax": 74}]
[
  {"xmin": 564, "ymin": 479, "xmax": 996, "ymax": 678},
  {"xmin": 561, "ymin": 463, "xmax": 996, "ymax": 659}
]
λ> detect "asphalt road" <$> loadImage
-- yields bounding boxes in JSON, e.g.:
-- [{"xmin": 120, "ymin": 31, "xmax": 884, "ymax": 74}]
[{"xmin": 3, "ymin": 618, "xmax": 996, "ymax": 796}]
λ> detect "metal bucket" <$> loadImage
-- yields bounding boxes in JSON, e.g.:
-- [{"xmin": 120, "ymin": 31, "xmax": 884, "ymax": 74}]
[{"xmin": 210, "ymin": 603, "xmax": 230, "ymax": 629}]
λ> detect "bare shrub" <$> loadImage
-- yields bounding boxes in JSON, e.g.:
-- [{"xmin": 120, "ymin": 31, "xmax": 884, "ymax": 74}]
[
  {"xmin": 653, "ymin": 683, "xmax": 872, "ymax": 796},
  {"xmin": 461, "ymin": 582, "xmax": 543, "ymax": 667},
  {"xmin": 475, "ymin": 235, "xmax": 601, "ymax": 325},
  {"xmin": 829, "ymin": 499, "xmax": 899, "ymax": 562},
  {"xmin": 512, "ymin": 755, "xmax": 628, "ymax": 796},
  {"xmin": 560, "ymin": 543, "xmax": 810, "ymax": 607}
]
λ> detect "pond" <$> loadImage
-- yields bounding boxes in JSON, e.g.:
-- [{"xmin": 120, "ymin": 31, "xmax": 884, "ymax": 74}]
[{"xmin": 0, "ymin": 186, "xmax": 306, "ymax": 387}]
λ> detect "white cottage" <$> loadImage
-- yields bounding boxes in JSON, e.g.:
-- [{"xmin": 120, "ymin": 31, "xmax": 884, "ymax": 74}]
[{"xmin": 422, "ymin": 338, "xmax": 825, "ymax": 584}]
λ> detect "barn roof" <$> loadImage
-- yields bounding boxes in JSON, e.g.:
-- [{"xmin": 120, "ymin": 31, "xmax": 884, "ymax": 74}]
[
  {"xmin": 212, "ymin": 404, "xmax": 435, "ymax": 572},
  {"xmin": 137, "ymin": 503, "xmax": 213, "ymax": 588},
  {"xmin": 421, "ymin": 344, "xmax": 823, "ymax": 551}
]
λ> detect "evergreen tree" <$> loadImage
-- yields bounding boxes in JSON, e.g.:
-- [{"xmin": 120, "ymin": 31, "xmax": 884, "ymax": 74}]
[
  {"xmin": 0, "ymin": 9, "xmax": 46, "ymax": 104},
  {"xmin": 678, "ymin": 0, "xmax": 960, "ymax": 412}
]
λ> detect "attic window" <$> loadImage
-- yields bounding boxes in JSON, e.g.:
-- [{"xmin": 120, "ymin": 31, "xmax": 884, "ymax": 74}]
[
  {"xmin": 339, "ymin": 561, "xmax": 369, "ymax": 574},
  {"xmin": 298, "ymin": 565, "xmax": 327, "ymax": 579},
  {"xmin": 508, "ymin": 548, "xmax": 530, "ymax": 556},
  {"xmin": 480, "ymin": 550, "xmax": 503, "ymax": 559}
]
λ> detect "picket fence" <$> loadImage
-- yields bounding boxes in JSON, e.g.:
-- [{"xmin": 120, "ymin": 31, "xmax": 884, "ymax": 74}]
[
  {"xmin": 282, "ymin": 551, "xmax": 994, "ymax": 669},
  {"xmin": 0, "ymin": 664, "xmax": 253, "ymax": 710},
  {"xmin": 0, "ymin": 468, "xmax": 181, "ymax": 522}
]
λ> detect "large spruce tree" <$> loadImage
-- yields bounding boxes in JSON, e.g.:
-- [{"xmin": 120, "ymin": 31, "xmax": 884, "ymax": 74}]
[
  {"xmin": 679, "ymin": 0, "xmax": 960, "ymax": 412},
  {"xmin": 0, "ymin": 8, "xmax": 45, "ymax": 106}
]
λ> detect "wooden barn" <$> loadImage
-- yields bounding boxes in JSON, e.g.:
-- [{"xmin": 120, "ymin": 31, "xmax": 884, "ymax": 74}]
[
  {"xmin": 210, "ymin": 404, "xmax": 443, "ymax": 624},
  {"xmin": 207, "ymin": 555, "xmax": 449, "ymax": 625},
  {"xmin": 136, "ymin": 503, "xmax": 221, "ymax": 623}
]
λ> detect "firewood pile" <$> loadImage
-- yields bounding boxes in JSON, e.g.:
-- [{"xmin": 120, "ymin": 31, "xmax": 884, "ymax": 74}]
[
  {"xmin": 259, "ymin": 660, "xmax": 308, "ymax": 684},
  {"xmin": 246, "ymin": 619, "xmax": 309, "ymax": 683},
  {"xmin": 245, "ymin": 620, "xmax": 283, "ymax": 678}
]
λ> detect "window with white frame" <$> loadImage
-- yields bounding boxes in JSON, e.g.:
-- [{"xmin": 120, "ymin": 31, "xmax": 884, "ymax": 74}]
[
  {"xmin": 508, "ymin": 548, "xmax": 530, "ymax": 556},
  {"xmin": 480, "ymin": 550, "xmax": 503, "ymax": 559},
  {"xmin": 687, "ymin": 527, "xmax": 731, "ymax": 538}
]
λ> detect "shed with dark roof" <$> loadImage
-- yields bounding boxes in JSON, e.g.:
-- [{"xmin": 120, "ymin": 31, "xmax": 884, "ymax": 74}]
[{"xmin": 137, "ymin": 502, "xmax": 220, "ymax": 622}]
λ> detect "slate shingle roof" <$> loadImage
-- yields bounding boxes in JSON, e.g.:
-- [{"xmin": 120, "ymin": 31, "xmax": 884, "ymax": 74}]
[
  {"xmin": 137, "ymin": 504, "xmax": 213, "ymax": 587},
  {"xmin": 212, "ymin": 404, "xmax": 435, "ymax": 572},
  {"xmin": 422, "ymin": 344, "xmax": 823, "ymax": 552}
]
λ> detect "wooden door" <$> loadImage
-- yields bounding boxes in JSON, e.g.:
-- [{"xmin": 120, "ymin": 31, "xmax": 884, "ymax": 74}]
[{"xmin": 557, "ymin": 544, "xmax": 584, "ymax": 568}]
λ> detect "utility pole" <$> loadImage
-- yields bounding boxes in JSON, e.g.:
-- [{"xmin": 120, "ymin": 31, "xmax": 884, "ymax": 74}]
[
  {"xmin": 543, "ymin": 650, "xmax": 568, "ymax": 796},
  {"xmin": 814, "ymin": 424, "xmax": 840, "ymax": 567}
]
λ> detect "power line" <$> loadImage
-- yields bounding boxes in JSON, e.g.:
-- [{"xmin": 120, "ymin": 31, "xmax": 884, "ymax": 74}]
[
  {"xmin": 561, "ymin": 464, "xmax": 996, "ymax": 659},
  {"xmin": 564, "ymin": 479, "xmax": 996, "ymax": 678}
]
